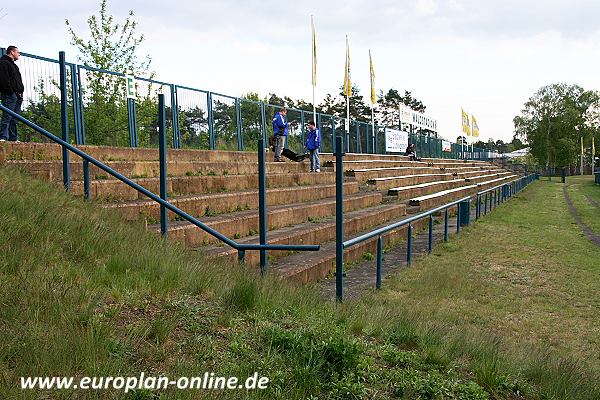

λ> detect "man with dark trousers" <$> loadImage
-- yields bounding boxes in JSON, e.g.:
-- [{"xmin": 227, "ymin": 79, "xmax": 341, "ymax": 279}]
[
  {"xmin": 0, "ymin": 45, "xmax": 24, "ymax": 142},
  {"xmin": 271, "ymin": 107, "xmax": 288, "ymax": 162}
]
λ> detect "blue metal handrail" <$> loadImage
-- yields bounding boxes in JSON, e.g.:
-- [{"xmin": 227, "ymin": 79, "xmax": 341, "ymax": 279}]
[{"xmin": 0, "ymin": 103, "xmax": 320, "ymax": 262}]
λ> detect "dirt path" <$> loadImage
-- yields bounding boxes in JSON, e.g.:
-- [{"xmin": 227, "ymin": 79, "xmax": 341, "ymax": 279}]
[{"xmin": 563, "ymin": 184, "xmax": 600, "ymax": 247}]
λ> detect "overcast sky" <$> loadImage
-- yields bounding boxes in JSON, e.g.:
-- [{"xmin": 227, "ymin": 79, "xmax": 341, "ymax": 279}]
[{"xmin": 3, "ymin": 0, "xmax": 600, "ymax": 142}]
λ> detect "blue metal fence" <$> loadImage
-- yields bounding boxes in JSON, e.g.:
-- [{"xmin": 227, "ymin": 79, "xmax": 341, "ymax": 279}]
[{"xmin": 1, "ymin": 49, "xmax": 495, "ymax": 159}]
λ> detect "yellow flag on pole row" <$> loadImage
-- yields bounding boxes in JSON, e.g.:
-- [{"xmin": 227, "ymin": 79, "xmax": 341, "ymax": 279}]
[
  {"xmin": 461, "ymin": 108, "xmax": 471, "ymax": 136},
  {"xmin": 593, "ymin": 137, "xmax": 596, "ymax": 157},
  {"xmin": 343, "ymin": 36, "xmax": 352, "ymax": 97},
  {"xmin": 471, "ymin": 115, "xmax": 479, "ymax": 138},
  {"xmin": 369, "ymin": 50, "xmax": 376, "ymax": 105},
  {"xmin": 311, "ymin": 16, "xmax": 317, "ymax": 87},
  {"xmin": 581, "ymin": 136, "xmax": 584, "ymax": 155}
]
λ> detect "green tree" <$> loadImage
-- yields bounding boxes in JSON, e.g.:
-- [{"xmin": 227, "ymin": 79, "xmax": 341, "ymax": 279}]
[
  {"xmin": 376, "ymin": 89, "xmax": 426, "ymax": 128},
  {"xmin": 514, "ymin": 83, "xmax": 599, "ymax": 170},
  {"xmin": 65, "ymin": 0, "xmax": 155, "ymax": 147}
]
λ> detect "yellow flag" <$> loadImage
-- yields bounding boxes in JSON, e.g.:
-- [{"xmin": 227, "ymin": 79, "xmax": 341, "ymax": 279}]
[
  {"xmin": 311, "ymin": 16, "xmax": 317, "ymax": 87},
  {"xmin": 471, "ymin": 115, "xmax": 479, "ymax": 138},
  {"xmin": 581, "ymin": 137, "xmax": 584, "ymax": 155},
  {"xmin": 461, "ymin": 108, "xmax": 471, "ymax": 136},
  {"xmin": 593, "ymin": 137, "xmax": 596, "ymax": 156},
  {"xmin": 369, "ymin": 50, "xmax": 376, "ymax": 105},
  {"xmin": 343, "ymin": 36, "xmax": 352, "ymax": 97}
]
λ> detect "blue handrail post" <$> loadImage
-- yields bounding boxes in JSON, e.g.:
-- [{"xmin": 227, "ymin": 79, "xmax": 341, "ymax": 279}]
[
  {"xmin": 456, "ymin": 206, "xmax": 461, "ymax": 233},
  {"xmin": 335, "ymin": 135, "xmax": 344, "ymax": 302},
  {"xmin": 83, "ymin": 160, "xmax": 90, "ymax": 200},
  {"xmin": 238, "ymin": 250, "xmax": 246, "ymax": 264},
  {"xmin": 459, "ymin": 199, "xmax": 471, "ymax": 226},
  {"xmin": 428, "ymin": 215, "xmax": 433, "ymax": 253},
  {"xmin": 476, "ymin": 194, "xmax": 481, "ymax": 219},
  {"xmin": 158, "ymin": 93, "xmax": 168, "ymax": 238},
  {"xmin": 407, "ymin": 223, "xmax": 413, "ymax": 265},
  {"xmin": 207, "ymin": 92, "xmax": 215, "ymax": 150},
  {"xmin": 376, "ymin": 236, "xmax": 382, "ymax": 289},
  {"xmin": 258, "ymin": 138, "xmax": 268, "ymax": 274},
  {"xmin": 444, "ymin": 208, "xmax": 449, "ymax": 241},
  {"xmin": 59, "ymin": 51, "xmax": 70, "ymax": 192},
  {"xmin": 235, "ymin": 98, "xmax": 243, "ymax": 151}
]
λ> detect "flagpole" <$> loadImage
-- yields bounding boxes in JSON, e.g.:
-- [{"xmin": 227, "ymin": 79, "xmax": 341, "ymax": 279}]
[
  {"xmin": 345, "ymin": 35, "xmax": 350, "ymax": 153},
  {"xmin": 311, "ymin": 15, "xmax": 316, "ymax": 123}
]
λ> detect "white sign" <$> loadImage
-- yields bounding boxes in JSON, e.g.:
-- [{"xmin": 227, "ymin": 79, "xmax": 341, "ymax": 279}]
[
  {"xmin": 385, "ymin": 128, "xmax": 409, "ymax": 153},
  {"xmin": 125, "ymin": 75, "xmax": 136, "ymax": 99},
  {"xmin": 442, "ymin": 140, "xmax": 452, "ymax": 152},
  {"xmin": 399, "ymin": 104, "xmax": 437, "ymax": 131}
]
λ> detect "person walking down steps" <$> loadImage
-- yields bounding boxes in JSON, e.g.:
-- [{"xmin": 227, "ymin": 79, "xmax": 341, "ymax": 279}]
[
  {"xmin": 305, "ymin": 120, "xmax": 320, "ymax": 172},
  {"xmin": 271, "ymin": 107, "xmax": 288, "ymax": 162}
]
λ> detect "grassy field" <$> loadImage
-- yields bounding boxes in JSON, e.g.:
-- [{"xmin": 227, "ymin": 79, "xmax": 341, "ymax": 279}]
[{"xmin": 1, "ymin": 167, "xmax": 600, "ymax": 399}]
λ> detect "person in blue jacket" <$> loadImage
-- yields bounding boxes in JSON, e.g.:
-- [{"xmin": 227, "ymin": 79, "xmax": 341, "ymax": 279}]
[
  {"xmin": 271, "ymin": 107, "xmax": 288, "ymax": 162},
  {"xmin": 305, "ymin": 120, "xmax": 320, "ymax": 172}
]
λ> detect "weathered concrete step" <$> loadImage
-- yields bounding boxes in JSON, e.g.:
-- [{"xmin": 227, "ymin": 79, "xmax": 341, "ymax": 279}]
[
  {"xmin": 102, "ymin": 182, "xmax": 360, "ymax": 222},
  {"xmin": 388, "ymin": 179, "xmax": 469, "ymax": 200},
  {"xmin": 0, "ymin": 142, "xmax": 259, "ymax": 163},
  {"xmin": 70, "ymin": 172, "xmax": 338, "ymax": 201},
  {"xmin": 367, "ymin": 169, "xmax": 505, "ymax": 191},
  {"xmin": 199, "ymin": 202, "xmax": 407, "ymax": 267},
  {"xmin": 325, "ymin": 159, "xmax": 488, "ymax": 171},
  {"xmin": 320, "ymin": 153, "xmax": 489, "ymax": 164},
  {"xmin": 6, "ymin": 159, "xmax": 309, "ymax": 181},
  {"xmin": 409, "ymin": 175, "xmax": 518, "ymax": 210},
  {"xmin": 346, "ymin": 165, "xmax": 493, "ymax": 181},
  {"xmin": 273, "ymin": 213, "xmax": 435, "ymax": 284},
  {"xmin": 464, "ymin": 172, "xmax": 513, "ymax": 185},
  {"xmin": 151, "ymin": 191, "xmax": 382, "ymax": 246}
]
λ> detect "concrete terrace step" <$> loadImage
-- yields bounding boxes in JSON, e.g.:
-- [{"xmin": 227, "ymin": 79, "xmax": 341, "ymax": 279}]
[
  {"xmin": 367, "ymin": 169, "xmax": 505, "ymax": 191},
  {"xmin": 152, "ymin": 191, "xmax": 383, "ymax": 247},
  {"xmin": 199, "ymin": 202, "xmax": 407, "ymax": 266},
  {"xmin": 325, "ymin": 159, "xmax": 489, "ymax": 171},
  {"xmin": 102, "ymin": 182, "xmax": 360, "ymax": 222},
  {"xmin": 409, "ymin": 175, "xmax": 518, "ymax": 210},
  {"xmin": 6, "ymin": 159, "xmax": 310, "ymax": 181},
  {"xmin": 70, "ymin": 172, "xmax": 339, "ymax": 201},
  {"xmin": 346, "ymin": 165, "xmax": 493, "ymax": 181},
  {"xmin": 0, "ymin": 142, "xmax": 259, "ymax": 163},
  {"xmin": 388, "ymin": 179, "xmax": 468, "ymax": 201}
]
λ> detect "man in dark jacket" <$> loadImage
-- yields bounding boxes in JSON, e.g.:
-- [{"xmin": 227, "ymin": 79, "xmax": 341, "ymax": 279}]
[
  {"xmin": 271, "ymin": 107, "xmax": 288, "ymax": 162},
  {"xmin": 0, "ymin": 45, "xmax": 24, "ymax": 142}
]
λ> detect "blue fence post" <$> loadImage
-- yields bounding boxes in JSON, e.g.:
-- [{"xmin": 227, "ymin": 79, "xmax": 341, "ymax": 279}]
[
  {"xmin": 235, "ymin": 98, "xmax": 243, "ymax": 151},
  {"xmin": 76, "ymin": 65, "xmax": 86, "ymax": 144},
  {"xmin": 407, "ymin": 223, "xmax": 413, "ymax": 265},
  {"xmin": 258, "ymin": 138, "xmax": 268, "ymax": 274},
  {"xmin": 444, "ymin": 208, "xmax": 449, "ymax": 241},
  {"xmin": 374, "ymin": 125, "xmax": 378, "ymax": 154},
  {"xmin": 83, "ymin": 160, "xmax": 90, "ymax": 201},
  {"xmin": 158, "ymin": 93, "xmax": 168, "ymax": 238},
  {"xmin": 459, "ymin": 199, "xmax": 471, "ymax": 226},
  {"xmin": 260, "ymin": 102, "xmax": 267, "ymax": 147},
  {"xmin": 170, "ymin": 84, "xmax": 180, "ymax": 149},
  {"xmin": 69, "ymin": 64, "xmax": 82, "ymax": 145},
  {"xmin": 428, "ymin": 215, "xmax": 434, "ymax": 253},
  {"xmin": 127, "ymin": 98, "xmax": 138, "ymax": 147},
  {"xmin": 59, "ymin": 51, "xmax": 70, "ymax": 192},
  {"xmin": 300, "ymin": 110, "xmax": 305, "ymax": 151},
  {"xmin": 335, "ymin": 135, "xmax": 344, "ymax": 302},
  {"xmin": 376, "ymin": 236, "xmax": 382, "ymax": 289},
  {"xmin": 207, "ymin": 92, "xmax": 215, "ymax": 150}
]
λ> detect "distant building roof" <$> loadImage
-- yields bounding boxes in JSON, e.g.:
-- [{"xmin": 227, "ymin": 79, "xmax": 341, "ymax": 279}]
[{"xmin": 504, "ymin": 147, "xmax": 530, "ymax": 158}]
